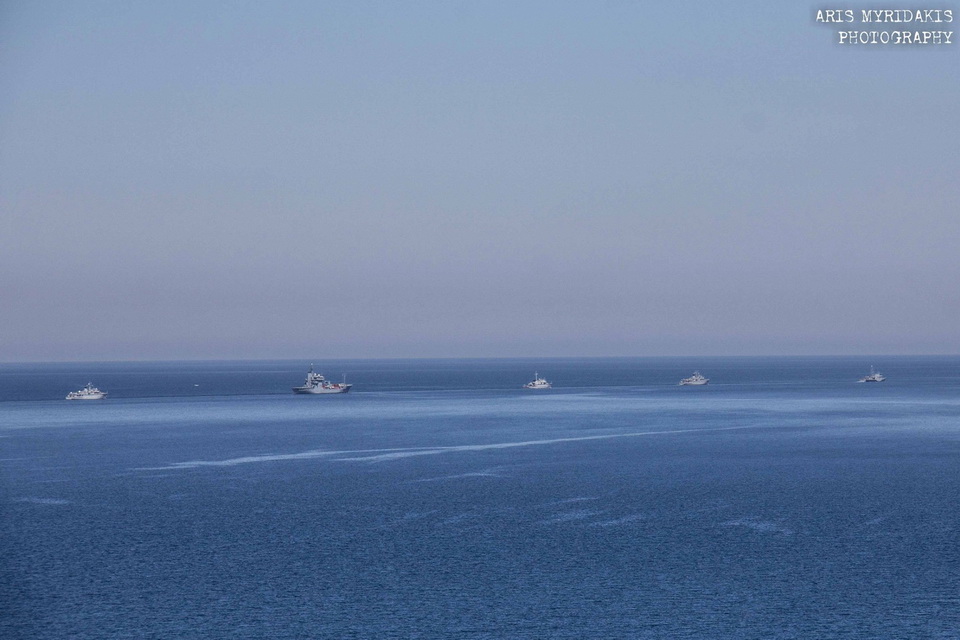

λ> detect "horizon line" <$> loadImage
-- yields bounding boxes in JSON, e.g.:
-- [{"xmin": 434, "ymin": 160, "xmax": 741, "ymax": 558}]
[{"xmin": 2, "ymin": 353, "xmax": 959, "ymax": 365}]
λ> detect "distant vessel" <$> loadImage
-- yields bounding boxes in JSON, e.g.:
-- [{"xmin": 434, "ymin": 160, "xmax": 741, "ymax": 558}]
[
  {"xmin": 292, "ymin": 366, "xmax": 352, "ymax": 394},
  {"xmin": 523, "ymin": 373, "xmax": 552, "ymax": 389},
  {"xmin": 858, "ymin": 367, "xmax": 886, "ymax": 383},
  {"xmin": 679, "ymin": 371, "xmax": 709, "ymax": 386},
  {"xmin": 66, "ymin": 383, "xmax": 107, "ymax": 400}
]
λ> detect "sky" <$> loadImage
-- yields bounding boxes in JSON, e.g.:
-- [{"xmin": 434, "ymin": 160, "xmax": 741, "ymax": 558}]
[{"xmin": 1, "ymin": 1, "xmax": 958, "ymax": 361}]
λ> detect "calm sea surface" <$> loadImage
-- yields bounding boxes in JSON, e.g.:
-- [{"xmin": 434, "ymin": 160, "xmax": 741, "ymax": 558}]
[{"xmin": 2, "ymin": 357, "xmax": 959, "ymax": 638}]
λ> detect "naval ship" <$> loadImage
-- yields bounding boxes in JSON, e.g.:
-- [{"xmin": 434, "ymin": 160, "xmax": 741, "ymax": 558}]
[
  {"xmin": 679, "ymin": 371, "xmax": 709, "ymax": 386},
  {"xmin": 66, "ymin": 383, "xmax": 107, "ymax": 400},
  {"xmin": 523, "ymin": 373, "xmax": 552, "ymax": 389},
  {"xmin": 858, "ymin": 367, "xmax": 886, "ymax": 383},
  {"xmin": 292, "ymin": 366, "xmax": 352, "ymax": 394}
]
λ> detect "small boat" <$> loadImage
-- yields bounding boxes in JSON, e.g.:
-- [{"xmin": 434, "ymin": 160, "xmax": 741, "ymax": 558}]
[
  {"xmin": 292, "ymin": 366, "xmax": 352, "ymax": 394},
  {"xmin": 858, "ymin": 367, "xmax": 886, "ymax": 383},
  {"xmin": 523, "ymin": 373, "xmax": 552, "ymax": 389},
  {"xmin": 66, "ymin": 383, "xmax": 107, "ymax": 400},
  {"xmin": 679, "ymin": 371, "xmax": 709, "ymax": 386}
]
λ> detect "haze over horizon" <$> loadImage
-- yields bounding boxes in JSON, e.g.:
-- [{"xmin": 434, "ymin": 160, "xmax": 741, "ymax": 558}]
[{"xmin": 2, "ymin": 1, "xmax": 958, "ymax": 362}]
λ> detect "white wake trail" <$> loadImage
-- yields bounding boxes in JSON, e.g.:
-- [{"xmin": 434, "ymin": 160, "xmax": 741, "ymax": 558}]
[{"xmin": 138, "ymin": 425, "xmax": 755, "ymax": 471}]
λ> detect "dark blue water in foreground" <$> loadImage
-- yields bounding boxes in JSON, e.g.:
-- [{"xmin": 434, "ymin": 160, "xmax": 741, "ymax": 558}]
[{"xmin": 2, "ymin": 357, "xmax": 959, "ymax": 639}]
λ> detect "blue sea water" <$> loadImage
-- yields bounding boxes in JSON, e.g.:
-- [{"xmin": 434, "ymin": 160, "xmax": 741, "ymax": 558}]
[{"xmin": 2, "ymin": 357, "xmax": 959, "ymax": 639}]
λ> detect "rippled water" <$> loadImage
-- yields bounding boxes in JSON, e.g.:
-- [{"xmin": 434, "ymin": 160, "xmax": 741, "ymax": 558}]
[{"xmin": 2, "ymin": 357, "xmax": 959, "ymax": 638}]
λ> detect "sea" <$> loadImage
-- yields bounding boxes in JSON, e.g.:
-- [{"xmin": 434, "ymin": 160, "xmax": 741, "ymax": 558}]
[{"xmin": 1, "ymin": 356, "xmax": 959, "ymax": 639}]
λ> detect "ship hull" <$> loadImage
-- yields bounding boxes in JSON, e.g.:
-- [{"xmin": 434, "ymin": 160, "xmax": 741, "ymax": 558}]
[{"xmin": 292, "ymin": 385, "xmax": 352, "ymax": 394}]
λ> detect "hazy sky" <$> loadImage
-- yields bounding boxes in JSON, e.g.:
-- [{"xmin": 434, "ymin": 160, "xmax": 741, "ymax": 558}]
[{"xmin": 1, "ymin": 1, "xmax": 958, "ymax": 360}]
